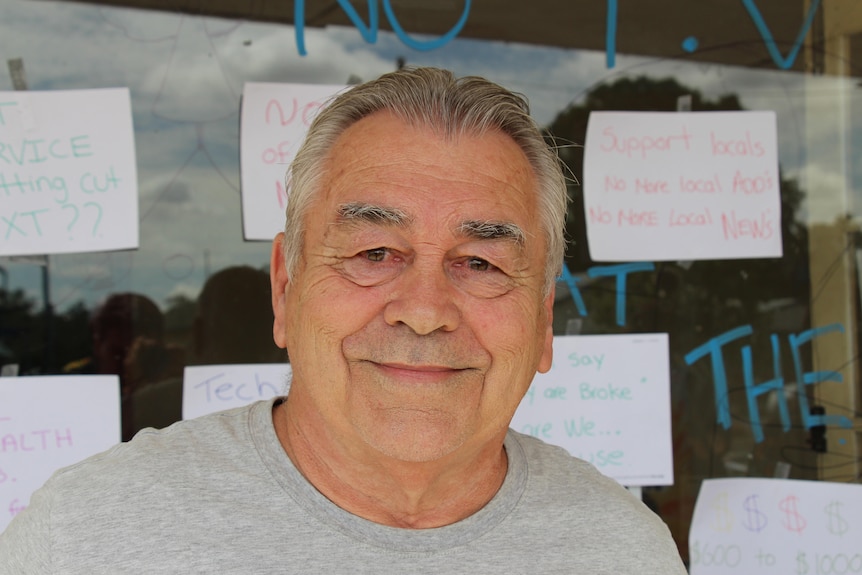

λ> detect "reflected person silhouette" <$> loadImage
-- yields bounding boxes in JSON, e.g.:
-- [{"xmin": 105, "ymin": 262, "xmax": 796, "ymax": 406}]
[
  {"xmin": 132, "ymin": 266, "xmax": 283, "ymax": 432},
  {"xmin": 192, "ymin": 265, "xmax": 284, "ymax": 365},
  {"xmin": 65, "ymin": 292, "xmax": 182, "ymax": 441}
]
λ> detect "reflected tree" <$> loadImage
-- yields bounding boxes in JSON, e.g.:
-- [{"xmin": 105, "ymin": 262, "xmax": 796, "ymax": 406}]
[
  {"xmin": 0, "ymin": 289, "xmax": 91, "ymax": 374},
  {"xmin": 544, "ymin": 76, "xmax": 815, "ymax": 560},
  {"xmin": 548, "ymin": 76, "xmax": 807, "ymax": 317}
]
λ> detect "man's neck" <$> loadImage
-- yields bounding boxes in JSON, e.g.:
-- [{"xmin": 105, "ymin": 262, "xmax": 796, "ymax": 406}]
[{"xmin": 272, "ymin": 399, "xmax": 508, "ymax": 529}]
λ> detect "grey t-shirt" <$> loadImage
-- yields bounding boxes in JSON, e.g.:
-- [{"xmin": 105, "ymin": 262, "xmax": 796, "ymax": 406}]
[{"xmin": 0, "ymin": 398, "xmax": 686, "ymax": 574}]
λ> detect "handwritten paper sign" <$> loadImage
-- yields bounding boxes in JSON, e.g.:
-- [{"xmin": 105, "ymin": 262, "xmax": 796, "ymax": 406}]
[
  {"xmin": 240, "ymin": 82, "xmax": 347, "ymax": 241},
  {"xmin": 510, "ymin": 334, "xmax": 673, "ymax": 486},
  {"xmin": 182, "ymin": 364, "xmax": 291, "ymax": 420},
  {"xmin": 583, "ymin": 111, "xmax": 781, "ymax": 262},
  {"xmin": 0, "ymin": 88, "xmax": 138, "ymax": 256},
  {"xmin": 0, "ymin": 375, "xmax": 120, "ymax": 532},
  {"xmin": 689, "ymin": 478, "xmax": 862, "ymax": 574}
]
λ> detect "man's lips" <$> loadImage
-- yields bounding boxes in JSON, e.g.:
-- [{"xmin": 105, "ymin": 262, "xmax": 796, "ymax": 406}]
[{"xmin": 365, "ymin": 361, "xmax": 470, "ymax": 383}]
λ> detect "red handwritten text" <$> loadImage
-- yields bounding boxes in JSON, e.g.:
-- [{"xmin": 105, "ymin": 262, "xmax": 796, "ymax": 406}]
[
  {"xmin": 732, "ymin": 169, "xmax": 775, "ymax": 195},
  {"xmin": 669, "ymin": 208, "xmax": 713, "ymax": 227},
  {"xmin": 618, "ymin": 208, "xmax": 659, "ymax": 227},
  {"xmin": 600, "ymin": 125, "xmax": 693, "ymax": 159},
  {"xmin": 635, "ymin": 177, "xmax": 670, "ymax": 194},
  {"xmin": 680, "ymin": 174, "xmax": 723, "ymax": 194},
  {"xmin": 711, "ymin": 131, "xmax": 765, "ymax": 157},
  {"xmin": 721, "ymin": 210, "xmax": 775, "ymax": 240}
]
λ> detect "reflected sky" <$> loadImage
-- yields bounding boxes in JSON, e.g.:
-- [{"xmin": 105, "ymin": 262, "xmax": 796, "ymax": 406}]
[{"xmin": 0, "ymin": 0, "xmax": 856, "ymax": 312}]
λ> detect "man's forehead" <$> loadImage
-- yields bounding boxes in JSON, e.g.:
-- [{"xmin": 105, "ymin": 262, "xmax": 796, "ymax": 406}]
[{"xmin": 311, "ymin": 112, "xmax": 542, "ymax": 251}]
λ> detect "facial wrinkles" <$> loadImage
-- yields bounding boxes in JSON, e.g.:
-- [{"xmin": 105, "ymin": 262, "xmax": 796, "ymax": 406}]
[
  {"xmin": 322, "ymin": 204, "xmax": 532, "ymax": 298},
  {"xmin": 332, "ymin": 226, "xmax": 541, "ymax": 376},
  {"xmin": 317, "ymin": 118, "xmax": 546, "ymax": 355},
  {"xmin": 335, "ymin": 134, "xmax": 527, "ymax": 202},
  {"xmin": 459, "ymin": 223, "xmax": 524, "ymax": 257},
  {"xmin": 324, "ymin": 142, "xmax": 538, "ymax": 255},
  {"xmin": 337, "ymin": 202, "xmax": 410, "ymax": 227},
  {"xmin": 345, "ymin": 321, "xmax": 488, "ymax": 371}
]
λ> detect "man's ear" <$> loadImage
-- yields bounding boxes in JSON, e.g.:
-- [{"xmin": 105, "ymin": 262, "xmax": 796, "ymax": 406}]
[
  {"xmin": 537, "ymin": 284, "xmax": 555, "ymax": 374},
  {"xmin": 270, "ymin": 232, "xmax": 289, "ymax": 349}
]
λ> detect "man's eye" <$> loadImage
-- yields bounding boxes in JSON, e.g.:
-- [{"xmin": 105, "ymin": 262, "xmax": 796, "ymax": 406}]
[
  {"xmin": 365, "ymin": 248, "xmax": 387, "ymax": 262},
  {"xmin": 339, "ymin": 247, "xmax": 404, "ymax": 287},
  {"xmin": 468, "ymin": 258, "xmax": 492, "ymax": 272},
  {"xmin": 449, "ymin": 256, "xmax": 514, "ymax": 298}
]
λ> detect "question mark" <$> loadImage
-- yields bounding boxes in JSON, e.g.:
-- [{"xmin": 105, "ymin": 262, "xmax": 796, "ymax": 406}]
[
  {"xmin": 62, "ymin": 203, "xmax": 79, "ymax": 233},
  {"xmin": 83, "ymin": 201, "xmax": 102, "ymax": 236}
]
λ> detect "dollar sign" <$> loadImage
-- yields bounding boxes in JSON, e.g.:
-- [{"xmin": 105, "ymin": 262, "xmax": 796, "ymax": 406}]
[
  {"xmin": 780, "ymin": 495, "xmax": 807, "ymax": 533},
  {"xmin": 796, "ymin": 551, "xmax": 809, "ymax": 575},
  {"xmin": 690, "ymin": 540, "xmax": 700, "ymax": 565},
  {"xmin": 742, "ymin": 494, "xmax": 768, "ymax": 532},
  {"xmin": 824, "ymin": 501, "xmax": 849, "ymax": 536},
  {"xmin": 711, "ymin": 492, "xmax": 734, "ymax": 532}
]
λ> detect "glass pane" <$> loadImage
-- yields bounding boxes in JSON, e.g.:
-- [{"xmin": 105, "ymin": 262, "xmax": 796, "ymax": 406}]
[{"xmin": 1, "ymin": 1, "xmax": 859, "ymax": 562}]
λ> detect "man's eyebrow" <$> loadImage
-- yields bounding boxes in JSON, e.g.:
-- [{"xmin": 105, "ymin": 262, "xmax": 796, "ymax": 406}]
[
  {"xmin": 457, "ymin": 220, "xmax": 526, "ymax": 246},
  {"xmin": 336, "ymin": 202, "xmax": 410, "ymax": 226}
]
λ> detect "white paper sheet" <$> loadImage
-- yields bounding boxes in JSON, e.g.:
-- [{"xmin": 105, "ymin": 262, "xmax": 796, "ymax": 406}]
[
  {"xmin": 0, "ymin": 88, "xmax": 138, "ymax": 256},
  {"xmin": 182, "ymin": 363, "xmax": 291, "ymax": 420},
  {"xmin": 511, "ymin": 333, "xmax": 673, "ymax": 485},
  {"xmin": 690, "ymin": 477, "xmax": 862, "ymax": 574},
  {"xmin": 240, "ymin": 82, "xmax": 347, "ymax": 241},
  {"xmin": 583, "ymin": 111, "xmax": 782, "ymax": 262},
  {"xmin": 0, "ymin": 375, "xmax": 120, "ymax": 532}
]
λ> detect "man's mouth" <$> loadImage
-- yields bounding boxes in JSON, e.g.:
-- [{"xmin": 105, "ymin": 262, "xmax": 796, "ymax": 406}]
[{"xmin": 367, "ymin": 361, "xmax": 468, "ymax": 384}]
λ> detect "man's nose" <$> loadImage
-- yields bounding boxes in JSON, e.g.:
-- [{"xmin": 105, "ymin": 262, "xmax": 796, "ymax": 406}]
[{"xmin": 383, "ymin": 262, "xmax": 460, "ymax": 335}]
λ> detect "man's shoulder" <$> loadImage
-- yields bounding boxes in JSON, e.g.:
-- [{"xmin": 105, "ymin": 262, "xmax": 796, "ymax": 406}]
[
  {"xmin": 505, "ymin": 430, "xmax": 686, "ymax": 572},
  {"xmin": 507, "ymin": 429, "xmax": 653, "ymax": 517},
  {"xmin": 0, "ymin": 400, "xmax": 288, "ymax": 571}
]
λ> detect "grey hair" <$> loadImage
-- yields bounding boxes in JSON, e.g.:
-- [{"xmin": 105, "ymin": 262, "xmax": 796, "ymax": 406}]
[{"xmin": 282, "ymin": 66, "xmax": 568, "ymax": 295}]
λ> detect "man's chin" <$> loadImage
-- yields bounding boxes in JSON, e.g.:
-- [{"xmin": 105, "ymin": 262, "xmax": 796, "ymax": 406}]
[{"xmin": 353, "ymin": 409, "xmax": 473, "ymax": 464}]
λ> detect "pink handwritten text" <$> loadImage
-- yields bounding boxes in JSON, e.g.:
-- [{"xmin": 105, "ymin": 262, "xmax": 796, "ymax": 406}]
[
  {"xmin": 600, "ymin": 125, "xmax": 693, "ymax": 159},
  {"xmin": 0, "ymin": 428, "xmax": 74, "ymax": 453},
  {"xmin": 711, "ymin": 131, "xmax": 765, "ymax": 157},
  {"xmin": 721, "ymin": 210, "xmax": 775, "ymax": 240}
]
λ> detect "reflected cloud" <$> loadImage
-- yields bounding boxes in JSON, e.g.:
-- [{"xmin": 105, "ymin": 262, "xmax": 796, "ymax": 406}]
[
  {"xmin": 165, "ymin": 280, "xmax": 201, "ymax": 302},
  {"xmin": 789, "ymin": 163, "xmax": 850, "ymax": 224},
  {"xmin": 2, "ymin": 0, "xmax": 859, "ymax": 312}
]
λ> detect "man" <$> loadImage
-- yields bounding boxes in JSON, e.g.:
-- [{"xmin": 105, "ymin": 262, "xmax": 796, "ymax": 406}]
[{"xmin": 0, "ymin": 67, "xmax": 686, "ymax": 573}]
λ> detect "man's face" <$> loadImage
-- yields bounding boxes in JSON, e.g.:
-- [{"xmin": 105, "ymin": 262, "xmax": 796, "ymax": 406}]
[{"xmin": 271, "ymin": 112, "xmax": 554, "ymax": 464}]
